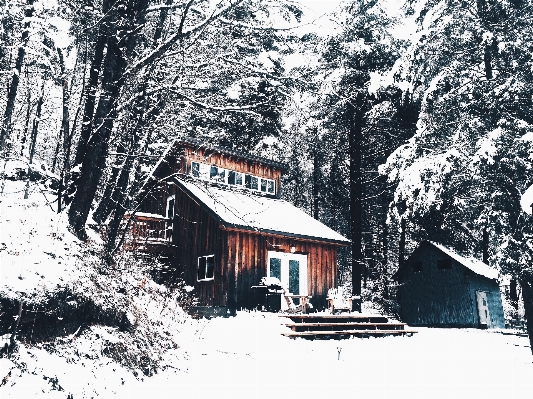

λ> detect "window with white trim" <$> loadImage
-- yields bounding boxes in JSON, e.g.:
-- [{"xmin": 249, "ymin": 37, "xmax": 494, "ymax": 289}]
[
  {"xmin": 189, "ymin": 161, "xmax": 276, "ymax": 195},
  {"xmin": 197, "ymin": 255, "xmax": 215, "ymax": 281}
]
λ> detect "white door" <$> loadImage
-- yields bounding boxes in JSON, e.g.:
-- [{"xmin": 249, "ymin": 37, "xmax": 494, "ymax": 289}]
[
  {"xmin": 476, "ymin": 291, "xmax": 490, "ymax": 327},
  {"xmin": 267, "ymin": 251, "xmax": 307, "ymax": 295}
]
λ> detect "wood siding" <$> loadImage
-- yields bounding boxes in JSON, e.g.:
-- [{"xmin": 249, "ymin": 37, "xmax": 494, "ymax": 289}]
[
  {"xmin": 397, "ymin": 243, "xmax": 505, "ymax": 328},
  {"xmin": 164, "ymin": 184, "xmax": 339, "ymax": 310}
]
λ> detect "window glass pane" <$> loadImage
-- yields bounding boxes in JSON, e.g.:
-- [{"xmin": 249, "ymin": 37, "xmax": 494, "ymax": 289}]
[
  {"xmin": 191, "ymin": 162, "xmax": 199, "ymax": 178},
  {"xmin": 210, "ymin": 165, "xmax": 218, "ymax": 179},
  {"xmin": 412, "ymin": 261, "xmax": 422, "ymax": 272},
  {"xmin": 206, "ymin": 256, "xmax": 214, "ymax": 279},
  {"xmin": 289, "ymin": 260, "xmax": 300, "ymax": 295},
  {"xmin": 235, "ymin": 172, "xmax": 243, "ymax": 185},
  {"xmin": 245, "ymin": 174, "xmax": 252, "ymax": 189},
  {"xmin": 167, "ymin": 199, "xmax": 175, "ymax": 219},
  {"xmin": 228, "ymin": 170, "xmax": 236, "ymax": 185},
  {"xmin": 437, "ymin": 259, "xmax": 452, "ymax": 270},
  {"xmin": 269, "ymin": 258, "xmax": 281, "ymax": 280},
  {"xmin": 198, "ymin": 257, "xmax": 206, "ymax": 280},
  {"xmin": 267, "ymin": 180, "xmax": 275, "ymax": 194},
  {"xmin": 251, "ymin": 176, "xmax": 258, "ymax": 190},
  {"xmin": 260, "ymin": 179, "xmax": 267, "ymax": 192},
  {"xmin": 217, "ymin": 168, "xmax": 225, "ymax": 182},
  {"xmin": 199, "ymin": 163, "xmax": 210, "ymax": 180}
]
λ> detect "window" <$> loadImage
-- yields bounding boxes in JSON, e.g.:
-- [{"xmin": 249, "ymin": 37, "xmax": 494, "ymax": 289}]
[
  {"xmin": 191, "ymin": 162, "xmax": 200, "ymax": 178},
  {"xmin": 250, "ymin": 176, "xmax": 258, "ymax": 190},
  {"xmin": 190, "ymin": 161, "xmax": 275, "ymax": 194},
  {"xmin": 210, "ymin": 166, "xmax": 226, "ymax": 183},
  {"xmin": 199, "ymin": 163, "xmax": 210, "ymax": 180},
  {"xmin": 437, "ymin": 259, "xmax": 452, "ymax": 270},
  {"xmin": 412, "ymin": 261, "xmax": 422, "ymax": 273},
  {"xmin": 166, "ymin": 195, "xmax": 175, "ymax": 219},
  {"xmin": 267, "ymin": 180, "xmax": 275, "ymax": 194},
  {"xmin": 198, "ymin": 255, "xmax": 215, "ymax": 281}
]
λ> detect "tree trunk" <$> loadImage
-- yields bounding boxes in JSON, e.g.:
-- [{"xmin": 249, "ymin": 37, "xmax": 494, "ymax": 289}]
[
  {"xmin": 92, "ymin": 166, "xmax": 121, "ymax": 224},
  {"xmin": 68, "ymin": 28, "xmax": 127, "ymax": 239},
  {"xmin": 399, "ymin": 217, "xmax": 406, "ymax": 266},
  {"xmin": 312, "ymin": 145, "xmax": 319, "ymax": 220},
  {"xmin": 349, "ymin": 99, "xmax": 363, "ymax": 310},
  {"xmin": 0, "ymin": 0, "xmax": 35, "ymax": 152},
  {"xmin": 57, "ymin": 47, "xmax": 71, "ymax": 213},
  {"xmin": 72, "ymin": 33, "xmax": 107, "ymax": 168},
  {"xmin": 24, "ymin": 83, "xmax": 44, "ymax": 199},
  {"xmin": 519, "ymin": 277, "xmax": 533, "ymax": 355}
]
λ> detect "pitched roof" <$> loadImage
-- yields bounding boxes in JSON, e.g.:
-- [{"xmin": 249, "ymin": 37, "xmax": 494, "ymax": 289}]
[
  {"xmin": 405, "ymin": 241, "xmax": 498, "ymax": 280},
  {"xmin": 172, "ymin": 176, "xmax": 350, "ymax": 245}
]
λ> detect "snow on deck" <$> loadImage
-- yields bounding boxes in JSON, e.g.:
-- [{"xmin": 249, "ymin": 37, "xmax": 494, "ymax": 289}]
[{"xmin": 174, "ymin": 177, "xmax": 350, "ymax": 244}]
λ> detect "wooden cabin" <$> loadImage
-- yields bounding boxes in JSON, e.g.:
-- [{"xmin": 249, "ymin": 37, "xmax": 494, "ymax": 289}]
[
  {"xmin": 395, "ymin": 241, "xmax": 505, "ymax": 328},
  {"xmin": 127, "ymin": 137, "xmax": 350, "ymax": 314}
]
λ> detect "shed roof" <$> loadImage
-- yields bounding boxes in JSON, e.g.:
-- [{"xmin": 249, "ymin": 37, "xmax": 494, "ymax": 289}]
[
  {"xmin": 172, "ymin": 176, "xmax": 350, "ymax": 245},
  {"xmin": 407, "ymin": 241, "xmax": 499, "ymax": 280}
]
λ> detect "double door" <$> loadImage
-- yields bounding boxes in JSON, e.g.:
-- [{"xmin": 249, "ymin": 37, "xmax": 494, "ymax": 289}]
[{"xmin": 267, "ymin": 251, "xmax": 308, "ymax": 295}]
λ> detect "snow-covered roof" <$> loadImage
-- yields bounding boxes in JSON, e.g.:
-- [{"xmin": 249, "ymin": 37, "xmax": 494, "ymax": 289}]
[
  {"xmin": 172, "ymin": 176, "xmax": 349, "ymax": 245},
  {"xmin": 427, "ymin": 241, "xmax": 499, "ymax": 280}
]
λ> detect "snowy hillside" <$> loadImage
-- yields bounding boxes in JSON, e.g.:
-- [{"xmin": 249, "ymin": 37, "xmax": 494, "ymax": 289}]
[{"xmin": 1, "ymin": 169, "xmax": 532, "ymax": 398}]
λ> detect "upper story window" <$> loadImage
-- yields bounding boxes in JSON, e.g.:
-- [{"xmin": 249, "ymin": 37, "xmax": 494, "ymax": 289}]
[
  {"xmin": 412, "ymin": 261, "xmax": 422, "ymax": 273},
  {"xmin": 191, "ymin": 161, "xmax": 275, "ymax": 195},
  {"xmin": 437, "ymin": 259, "xmax": 452, "ymax": 270}
]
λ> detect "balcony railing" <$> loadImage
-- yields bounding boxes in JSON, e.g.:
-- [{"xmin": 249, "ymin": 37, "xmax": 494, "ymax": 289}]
[{"xmin": 123, "ymin": 212, "xmax": 172, "ymax": 250}]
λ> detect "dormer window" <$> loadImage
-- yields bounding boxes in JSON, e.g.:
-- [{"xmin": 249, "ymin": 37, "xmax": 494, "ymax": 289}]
[
  {"xmin": 228, "ymin": 170, "xmax": 243, "ymax": 186},
  {"xmin": 191, "ymin": 161, "xmax": 275, "ymax": 195}
]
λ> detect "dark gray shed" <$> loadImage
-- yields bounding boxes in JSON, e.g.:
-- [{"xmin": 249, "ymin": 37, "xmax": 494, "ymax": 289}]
[{"xmin": 395, "ymin": 241, "xmax": 505, "ymax": 328}]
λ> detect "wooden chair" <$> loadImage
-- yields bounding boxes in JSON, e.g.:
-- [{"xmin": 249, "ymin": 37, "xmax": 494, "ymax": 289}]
[{"xmin": 327, "ymin": 287, "xmax": 359, "ymax": 314}]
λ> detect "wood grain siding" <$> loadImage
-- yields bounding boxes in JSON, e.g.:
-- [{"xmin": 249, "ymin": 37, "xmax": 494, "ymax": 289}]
[
  {"xmin": 398, "ymin": 243, "xmax": 504, "ymax": 328},
  {"xmin": 398, "ymin": 244, "xmax": 472, "ymax": 326},
  {"xmin": 172, "ymin": 187, "xmax": 228, "ymax": 307}
]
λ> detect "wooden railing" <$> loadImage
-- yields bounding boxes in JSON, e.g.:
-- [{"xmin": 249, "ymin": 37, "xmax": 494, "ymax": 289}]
[{"xmin": 123, "ymin": 212, "xmax": 172, "ymax": 250}]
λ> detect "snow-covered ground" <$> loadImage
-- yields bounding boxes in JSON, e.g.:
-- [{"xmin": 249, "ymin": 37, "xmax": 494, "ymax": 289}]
[
  {"xmin": 1, "ymin": 167, "xmax": 533, "ymax": 398},
  {"xmin": 2, "ymin": 311, "xmax": 533, "ymax": 398}
]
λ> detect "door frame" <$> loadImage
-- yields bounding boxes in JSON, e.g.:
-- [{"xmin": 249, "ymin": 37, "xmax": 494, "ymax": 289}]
[
  {"xmin": 267, "ymin": 251, "xmax": 308, "ymax": 295},
  {"xmin": 475, "ymin": 290, "xmax": 490, "ymax": 328}
]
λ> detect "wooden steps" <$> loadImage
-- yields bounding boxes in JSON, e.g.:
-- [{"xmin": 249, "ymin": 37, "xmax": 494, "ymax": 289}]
[{"xmin": 280, "ymin": 314, "xmax": 417, "ymax": 339}]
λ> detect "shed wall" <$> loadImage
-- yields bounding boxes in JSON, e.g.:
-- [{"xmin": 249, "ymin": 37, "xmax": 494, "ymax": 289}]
[{"xmin": 398, "ymin": 245, "xmax": 474, "ymax": 327}]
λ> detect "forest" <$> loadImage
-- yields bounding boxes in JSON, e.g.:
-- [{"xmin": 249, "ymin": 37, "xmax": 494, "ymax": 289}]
[{"xmin": 1, "ymin": 0, "xmax": 533, "ymax": 355}]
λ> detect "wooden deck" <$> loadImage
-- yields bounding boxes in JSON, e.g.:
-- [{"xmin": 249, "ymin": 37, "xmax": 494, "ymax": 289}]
[{"xmin": 281, "ymin": 313, "xmax": 417, "ymax": 339}]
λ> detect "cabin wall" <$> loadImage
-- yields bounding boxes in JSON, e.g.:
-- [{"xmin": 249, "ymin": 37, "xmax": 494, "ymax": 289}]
[
  {"xmin": 224, "ymin": 232, "xmax": 338, "ymax": 310},
  {"xmin": 169, "ymin": 186, "xmax": 339, "ymax": 310},
  {"xmin": 467, "ymin": 272, "xmax": 505, "ymax": 328},
  {"xmin": 398, "ymin": 245, "xmax": 474, "ymax": 327},
  {"xmin": 172, "ymin": 188, "xmax": 229, "ymax": 308}
]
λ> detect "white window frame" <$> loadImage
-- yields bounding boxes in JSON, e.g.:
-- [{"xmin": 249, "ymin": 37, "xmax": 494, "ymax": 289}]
[
  {"xmin": 189, "ymin": 161, "xmax": 276, "ymax": 195},
  {"xmin": 197, "ymin": 255, "xmax": 215, "ymax": 282}
]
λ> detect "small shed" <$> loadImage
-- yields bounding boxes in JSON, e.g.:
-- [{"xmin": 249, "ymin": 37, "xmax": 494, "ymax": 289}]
[{"xmin": 395, "ymin": 241, "xmax": 504, "ymax": 328}]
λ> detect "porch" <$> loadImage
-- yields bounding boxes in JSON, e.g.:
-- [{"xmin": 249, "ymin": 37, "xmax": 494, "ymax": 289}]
[{"xmin": 122, "ymin": 212, "xmax": 173, "ymax": 253}]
